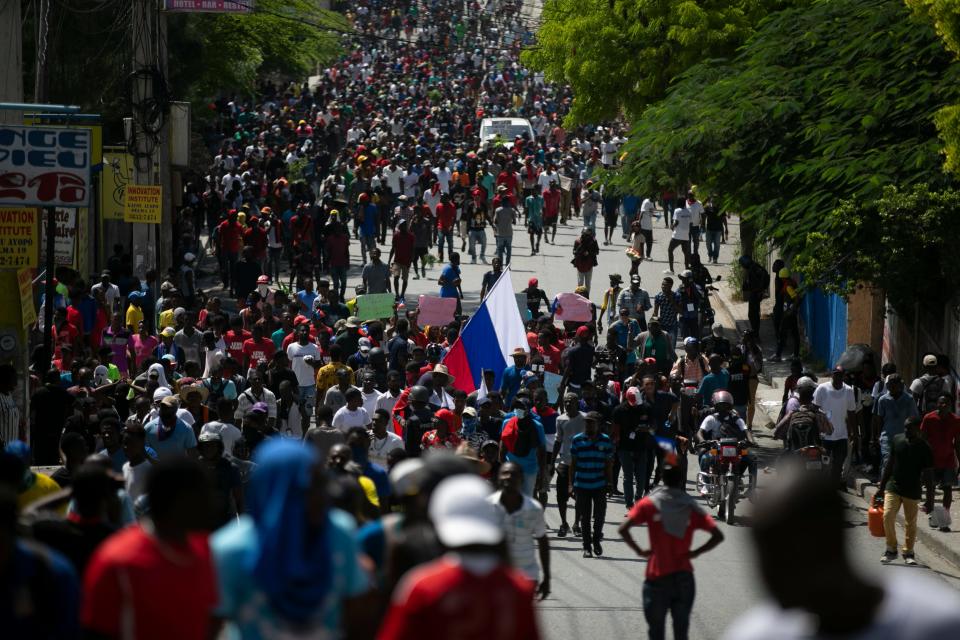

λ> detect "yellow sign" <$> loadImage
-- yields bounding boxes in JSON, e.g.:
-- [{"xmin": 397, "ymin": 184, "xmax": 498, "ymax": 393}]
[
  {"xmin": 101, "ymin": 148, "xmax": 134, "ymax": 220},
  {"xmin": 0, "ymin": 208, "xmax": 39, "ymax": 268},
  {"xmin": 17, "ymin": 268, "xmax": 36, "ymax": 328},
  {"xmin": 124, "ymin": 185, "xmax": 162, "ymax": 223}
]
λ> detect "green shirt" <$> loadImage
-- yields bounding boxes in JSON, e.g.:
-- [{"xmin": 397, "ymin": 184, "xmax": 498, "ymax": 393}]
[{"xmin": 887, "ymin": 433, "xmax": 934, "ymax": 500}]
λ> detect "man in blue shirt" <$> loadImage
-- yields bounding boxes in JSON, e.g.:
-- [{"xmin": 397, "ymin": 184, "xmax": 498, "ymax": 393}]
[
  {"xmin": 697, "ymin": 355, "xmax": 730, "ymax": 407},
  {"xmin": 609, "ymin": 308, "xmax": 641, "ymax": 369},
  {"xmin": 345, "ymin": 426, "xmax": 391, "ymax": 511},
  {"xmin": 570, "ymin": 411, "xmax": 615, "ymax": 557},
  {"xmin": 500, "ymin": 348, "xmax": 529, "ymax": 406},
  {"xmin": 872, "ymin": 374, "xmax": 920, "ymax": 467},
  {"xmin": 144, "ymin": 396, "xmax": 197, "ymax": 457},
  {"xmin": 358, "ymin": 194, "xmax": 379, "ymax": 264},
  {"xmin": 438, "ymin": 252, "xmax": 462, "ymax": 315},
  {"xmin": 296, "ymin": 278, "xmax": 318, "ymax": 316}
]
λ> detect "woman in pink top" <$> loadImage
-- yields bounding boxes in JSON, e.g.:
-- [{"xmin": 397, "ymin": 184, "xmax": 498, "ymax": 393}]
[{"xmin": 130, "ymin": 320, "xmax": 159, "ymax": 372}]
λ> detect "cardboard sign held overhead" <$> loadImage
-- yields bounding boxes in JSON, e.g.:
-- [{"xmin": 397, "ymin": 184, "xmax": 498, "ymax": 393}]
[{"xmin": 417, "ymin": 295, "xmax": 457, "ymax": 327}]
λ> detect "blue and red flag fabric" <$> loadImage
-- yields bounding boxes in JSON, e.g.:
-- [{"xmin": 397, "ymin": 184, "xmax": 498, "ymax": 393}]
[{"xmin": 442, "ymin": 268, "xmax": 529, "ymax": 393}]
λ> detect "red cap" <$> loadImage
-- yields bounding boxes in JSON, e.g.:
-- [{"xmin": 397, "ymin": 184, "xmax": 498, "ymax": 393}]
[
  {"xmin": 435, "ymin": 408, "xmax": 456, "ymax": 430},
  {"xmin": 575, "ymin": 326, "xmax": 590, "ymax": 338},
  {"xmin": 528, "ymin": 278, "xmax": 538, "ymax": 287}
]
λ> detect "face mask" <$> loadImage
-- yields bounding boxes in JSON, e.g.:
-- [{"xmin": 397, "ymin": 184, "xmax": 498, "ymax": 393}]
[{"xmin": 514, "ymin": 409, "xmax": 527, "ymax": 419}]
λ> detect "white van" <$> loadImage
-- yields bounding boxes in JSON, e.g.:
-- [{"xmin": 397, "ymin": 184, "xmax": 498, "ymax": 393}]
[{"xmin": 479, "ymin": 117, "xmax": 535, "ymax": 149}]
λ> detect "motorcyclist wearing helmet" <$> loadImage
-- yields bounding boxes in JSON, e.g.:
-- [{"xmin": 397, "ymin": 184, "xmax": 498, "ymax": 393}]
[{"xmin": 696, "ymin": 391, "xmax": 757, "ymax": 486}]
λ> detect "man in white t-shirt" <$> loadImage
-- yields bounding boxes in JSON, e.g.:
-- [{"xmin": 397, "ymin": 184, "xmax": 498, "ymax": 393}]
[
  {"xmin": 286, "ymin": 325, "xmax": 321, "ymax": 415},
  {"xmin": 685, "ymin": 193, "xmax": 704, "ymax": 256},
  {"xmin": 488, "ymin": 462, "xmax": 550, "ymax": 598},
  {"xmin": 724, "ymin": 472, "xmax": 960, "ymax": 640},
  {"xmin": 332, "ymin": 388, "xmax": 372, "ymax": 432},
  {"xmin": 368, "ymin": 409, "xmax": 403, "ymax": 467},
  {"xmin": 668, "ymin": 206, "xmax": 692, "ymax": 273},
  {"xmin": 382, "ymin": 160, "xmax": 405, "ymax": 195},
  {"xmin": 813, "ymin": 366, "xmax": 858, "ymax": 489}
]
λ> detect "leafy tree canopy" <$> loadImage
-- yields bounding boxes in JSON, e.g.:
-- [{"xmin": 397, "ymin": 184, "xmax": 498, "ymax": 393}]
[
  {"xmin": 616, "ymin": 0, "xmax": 960, "ymax": 262},
  {"xmin": 906, "ymin": 1, "xmax": 960, "ymax": 174},
  {"xmin": 522, "ymin": 0, "xmax": 794, "ymax": 125},
  {"xmin": 793, "ymin": 184, "xmax": 960, "ymax": 312}
]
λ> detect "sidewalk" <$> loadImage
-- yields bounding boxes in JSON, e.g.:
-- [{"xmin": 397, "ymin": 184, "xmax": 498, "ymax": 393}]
[{"xmin": 710, "ymin": 270, "xmax": 960, "ymax": 570}]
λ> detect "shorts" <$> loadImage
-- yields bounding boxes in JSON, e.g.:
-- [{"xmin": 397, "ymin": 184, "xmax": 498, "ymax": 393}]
[
  {"xmin": 527, "ymin": 223, "xmax": 543, "ymax": 233},
  {"xmin": 933, "ymin": 468, "xmax": 958, "ymax": 488},
  {"xmin": 391, "ymin": 262, "xmax": 410, "ymax": 277},
  {"xmin": 414, "ymin": 247, "xmax": 429, "ymax": 259}
]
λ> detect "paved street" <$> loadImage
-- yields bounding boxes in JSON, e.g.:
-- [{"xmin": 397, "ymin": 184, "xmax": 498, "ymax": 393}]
[{"xmin": 199, "ymin": 213, "xmax": 960, "ymax": 638}]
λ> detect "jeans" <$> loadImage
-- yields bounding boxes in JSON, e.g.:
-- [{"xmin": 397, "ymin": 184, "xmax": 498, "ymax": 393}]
[
  {"xmin": 619, "ymin": 448, "xmax": 649, "ymax": 507},
  {"xmin": 823, "ymin": 438, "xmax": 848, "ymax": 488},
  {"xmin": 437, "ymin": 229, "xmax": 454, "ymax": 257},
  {"xmin": 555, "ymin": 464, "xmax": 580, "ymax": 525},
  {"xmin": 520, "ymin": 470, "xmax": 537, "ymax": 497},
  {"xmin": 705, "ymin": 230, "xmax": 722, "ymax": 261},
  {"xmin": 298, "ymin": 385, "xmax": 316, "ymax": 421},
  {"xmin": 267, "ymin": 246, "xmax": 283, "ymax": 282},
  {"xmin": 689, "ymin": 225, "xmax": 701, "ymax": 255},
  {"xmin": 575, "ymin": 487, "xmax": 607, "ymax": 550},
  {"xmin": 577, "ymin": 269, "xmax": 593, "ymax": 291},
  {"xmin": 468, "ymin": 229, "xmax": 487, "ymax": 260},
  {"xmin": 621, "ymin": 213, "xmax": 634, "ymax": 238},
  {"xmin": 330, "ymin": 266, "xmax": 348, "ymax": 298},
  {"xmin": 643, "ymin": 572, "xmax": 696, "ymax": 640},
  {"xmin": 583, "ymin": 210, "xmax": 597, "ymax": 232},
  {"xmin": 495, "ymin": 236, "xmax": 512, "ymax": 264},
  {"xmin": 359, "ymin": 234, "xmax": 376, "ymax": 264},
  {"xmin": 884, "ymin": 491, "xmax": 919, "ymax": 554}
]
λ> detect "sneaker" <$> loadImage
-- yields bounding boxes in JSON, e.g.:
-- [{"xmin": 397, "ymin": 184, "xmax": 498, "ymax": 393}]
[
  {"xmin": 768, "ymin": 355, "xmax": 782, "ymax": 363},
  {"xmin": 412, "ymin": 274, "xmax": 420, "ymax": 280},
  {"xmin": 572, "ymin": 523, "xmax": 582, "ymax": 537},
  {"xmin": 941, "ymin": 525, "xmax": 952, "ymax": 532},
  {"xmin": 593, "ymin": 542, "xmax": 603, "ymax": 556},
  {"xmin": 903, "ymin": 553, "xmax": 918, "ymax": 566},
  {"xmin": 880, "ymin": 550, "xmax": 898, "ymax": 564},
  {"xmin": 557, "ymin": 523, "xmax": 569, "ymax": 537},
  {"xmin": 582, "ymin": 549, "xmax": 593, "ymax": 558},
  {"xmin": 471, "ymin": 257, "xmax": 476, "ymax": 264}
]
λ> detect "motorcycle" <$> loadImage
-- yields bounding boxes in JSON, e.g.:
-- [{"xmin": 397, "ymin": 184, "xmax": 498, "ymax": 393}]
[
  {"xmin": 795, "ymin": 444, "xmax": 831, "ymax": 474},
  {"xmin": 696, "ymin": 438, "xmax": 754, "ymax": 524}
]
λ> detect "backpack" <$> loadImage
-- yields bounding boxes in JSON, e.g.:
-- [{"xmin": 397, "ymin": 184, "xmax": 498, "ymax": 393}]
[
  {"xmin": 512, "ymin": 417, "xmax": 538, "ymax": 457},
  {"xmin": 917, "ymin": 375, "xmax": 946, "ymax": 414},
  {"xmin": 717, "ymin": 412, "xmax": 744, "ymax": 439},
  {"xmin": 786, "ymin": 405, "xmax": 821, "ymax": 450}
]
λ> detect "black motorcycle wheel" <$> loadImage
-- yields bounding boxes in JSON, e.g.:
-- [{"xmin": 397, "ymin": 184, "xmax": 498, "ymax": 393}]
[{"xmin": 726, "ymin": 479, "xmax": 737, "ymax": 524}]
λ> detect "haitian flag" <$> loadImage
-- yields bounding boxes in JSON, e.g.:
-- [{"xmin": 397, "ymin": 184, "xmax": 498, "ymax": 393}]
[{"xmin": 442, "ymin": 268, "xmax": 529, "ymax": 393}]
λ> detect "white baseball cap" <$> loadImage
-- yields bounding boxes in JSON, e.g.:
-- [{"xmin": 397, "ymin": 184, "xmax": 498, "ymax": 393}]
[{"xmin": 429, "ymin": 474, "xmax": 502, "ymax": 547}]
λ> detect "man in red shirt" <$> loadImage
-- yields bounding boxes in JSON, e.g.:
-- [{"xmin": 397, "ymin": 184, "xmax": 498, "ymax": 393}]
[
  {"xmin": 218, "ymin": 211, "xmax": 243, "ymax": 292},
  {"xmin": 435, "ymin": 193, "xmax": 456, "ymax": 263},
  {"xmin": 242, "ymin": 322, "xmax": 276, "ymax": 374},
  {"xmin": 243, "ymin": 216, "xmax": 268, "ymax": 266},
  {"xmin": 223, "ymin": 315, "xmax": 251, "ymax": 364},
  {"xmin": 378, "ymin": 474, "xmax": 541, "ymax": 640},
  {"xmin": 537, "ymin": 330, "xmax": 563, "ymax": 375},
  {"xmin": 921, "ymin": 393, "xmax": 960, "ymax": 523},
  {"xmin": 325, "ymin": 217, "xmax": 351, "ymax": 300},
  {"xmin": 618, "ymin": 455, "xmax": 724, "ymax": 640},
  {"xmin": 389, "ymin": 219, "xmax": 415, "ymax": 300},
  {"xmin": 82, "ymin": 458, "xmax": 217, "ymax": 640}
]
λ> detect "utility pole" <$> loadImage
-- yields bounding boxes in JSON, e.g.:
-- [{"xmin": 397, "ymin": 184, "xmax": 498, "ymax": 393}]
[{"xmin": 130, "ymin": 0, "xmax": 171, "ymax": 297}]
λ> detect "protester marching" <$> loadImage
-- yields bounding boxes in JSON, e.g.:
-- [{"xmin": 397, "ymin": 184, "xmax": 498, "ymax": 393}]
[{"xmin": 6, "ymin": 0, "xmax": 960, "ymax": 638}]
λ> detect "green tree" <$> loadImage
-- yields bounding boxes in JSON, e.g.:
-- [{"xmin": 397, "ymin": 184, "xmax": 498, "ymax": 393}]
[
  {"xmin": 522, "ymin": 0, "xmax": 793, "ymax": 124},
  {"xmin": 616, "ymin": 0, "xmax": 960, "ymax": 259},
  {"xmin": 793, "ymin": 185, "xmax": 960, "ymax": 312},
  {"xmin": 906, "ymin": 1, "xmax": 960, "ymax": 174},
  {"xmin": 23, "ymin": 0, "xmax": 345, "ymax": 137}
]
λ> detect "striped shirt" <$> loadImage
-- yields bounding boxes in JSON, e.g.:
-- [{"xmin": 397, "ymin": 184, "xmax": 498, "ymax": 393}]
[
  {"xmin": 570, "ymin": 432, "xmax": 614, "ymax": 490},
  {"xmin": 0, "ymin": 392, "xmax": 20, "ymax": 446}
]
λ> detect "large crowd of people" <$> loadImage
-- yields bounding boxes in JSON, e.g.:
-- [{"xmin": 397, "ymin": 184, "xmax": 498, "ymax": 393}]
[{"xmin": 5, "ymin": 0, "xmax": 960, "ymax": 638}]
